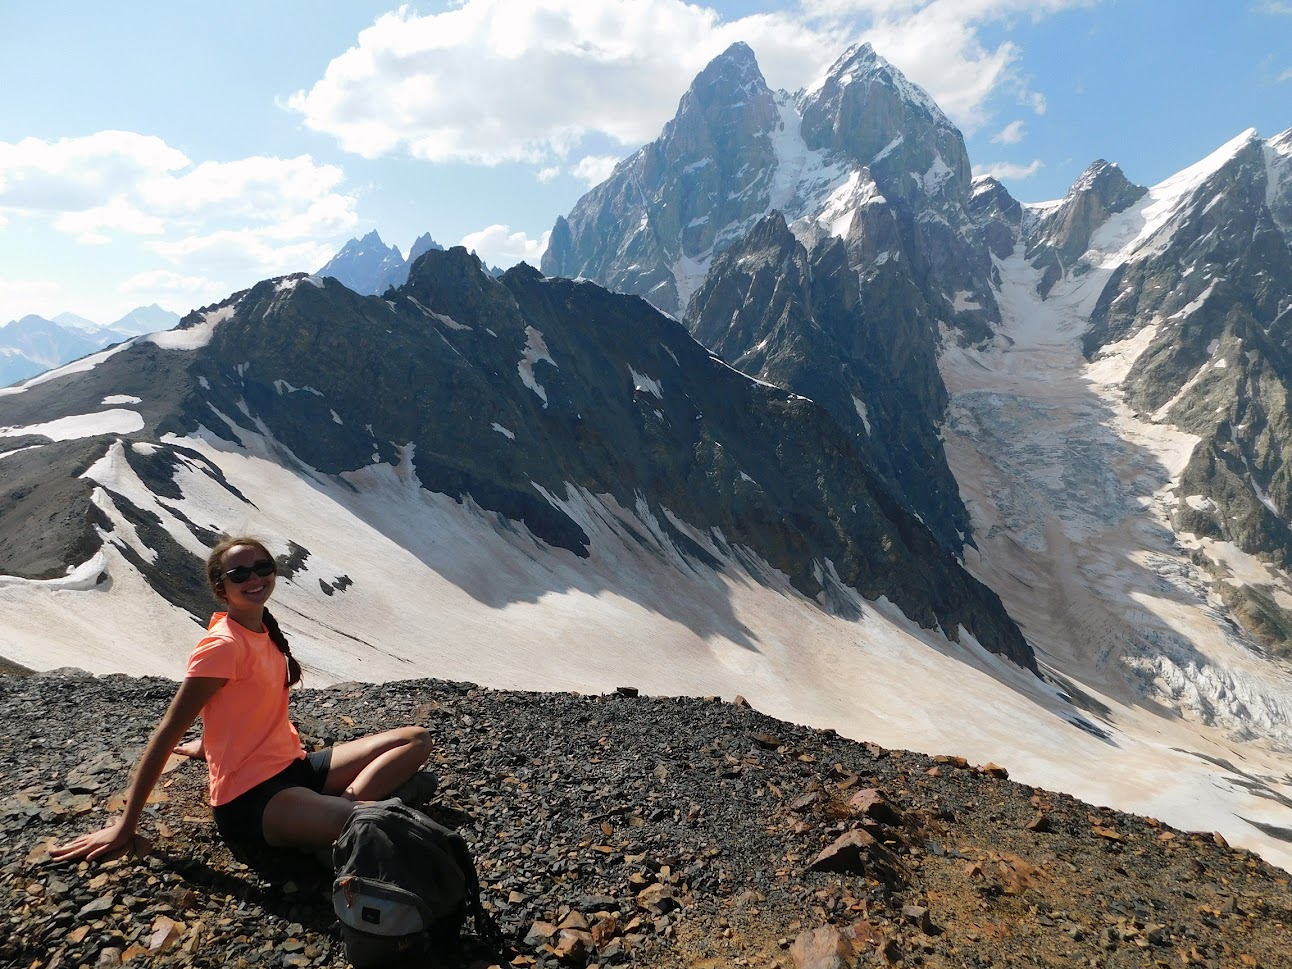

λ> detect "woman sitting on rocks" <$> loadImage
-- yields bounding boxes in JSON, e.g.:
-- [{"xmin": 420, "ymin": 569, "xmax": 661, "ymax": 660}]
[{"xmin": 52, "ymin": 535, "xmax": 435, "ymax": 863}]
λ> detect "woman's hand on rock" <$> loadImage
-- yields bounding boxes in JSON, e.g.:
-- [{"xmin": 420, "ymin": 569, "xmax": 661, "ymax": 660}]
[{"xmin": 49, "ymin": 819, "xmax": 137, "ymax": 864}]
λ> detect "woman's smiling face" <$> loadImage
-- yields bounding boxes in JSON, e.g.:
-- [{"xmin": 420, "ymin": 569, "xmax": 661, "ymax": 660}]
[{"xmin": 217, "ymin": 543, "xmax": 277, "ymax": 611}]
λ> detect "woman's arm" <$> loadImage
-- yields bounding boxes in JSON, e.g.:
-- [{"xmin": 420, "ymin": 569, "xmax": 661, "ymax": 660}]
[{"xmin": 51, "ymin": 675, "xmax": 226, "ymax": 863}]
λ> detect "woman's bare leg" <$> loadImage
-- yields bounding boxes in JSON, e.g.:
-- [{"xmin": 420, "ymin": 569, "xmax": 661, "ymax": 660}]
[
  {"xmin": 261, "ymin": 787, "xmax": 357, "ymax": 848},
  {"xmin": 322, "ymin": 726, "xmax": 433, "ymax": 801}
]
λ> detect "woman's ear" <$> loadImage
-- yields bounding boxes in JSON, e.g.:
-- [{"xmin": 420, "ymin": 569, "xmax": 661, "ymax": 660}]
[{"xmin": 214, "ymin": 581, "xmax": 226, "ymax": 601}]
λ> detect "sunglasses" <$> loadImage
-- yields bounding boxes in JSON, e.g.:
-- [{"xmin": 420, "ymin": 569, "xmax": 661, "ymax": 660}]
[{"xmin": 222, "ymin": 559, "xmax": 277, "ymax": 584}]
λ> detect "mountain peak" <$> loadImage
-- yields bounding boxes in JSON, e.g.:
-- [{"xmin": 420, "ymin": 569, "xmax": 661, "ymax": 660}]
[
  {"xmin": 684, "ymin": 39, "xmax": 771, "ymax": 107},
  {"xmin": 715, "ymin": 40, "xmax": 757, "ymax": 65},
  {"xmin": 1067, "ymin": 159, "xmax": 1141, "ymax": 200},
  {"xmin": 408, "ymin": 232, "xmax": 444, "ymax": 264},
  {"xmin": 808, "ymin": 42, "xmax": 946, "ymax": 129},
  {"xmin": 828, "ymin": 41, "xmax": 881, "ymax": 73}
]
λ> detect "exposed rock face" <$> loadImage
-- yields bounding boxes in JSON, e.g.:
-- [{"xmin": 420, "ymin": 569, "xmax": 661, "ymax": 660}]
[
  {"xmin": 543, "ymin": 41, "xmax": 1011, "ymax": 558},
  {"xmin": 1074, "ymin": 133, "xmax": 1292, "ymax": 570},
  {"xmin": 687, "ymin": 213, "xmax": 971, "ymax": 552},
  {"xmin": 968, "ymin": 176, "xmax": 1023, "ymax": 261},
  {"xmin": 0, "ymin": 249, "xmax": 1032, "ymax": 667},
  {"xmin": 542, "ymin": 42, "xmax": 1000, "ymax": 339},
  {"xmin": 1266, "ymin": 129, "xmax": 1292, "ymax": 235},
  {"xmin": 544, "ymin": 42, "xmax": 782, "ymax": 315},
  {"xmin": 1027, "ymin": 160, "xmax": 1148, "ymax": 297}
]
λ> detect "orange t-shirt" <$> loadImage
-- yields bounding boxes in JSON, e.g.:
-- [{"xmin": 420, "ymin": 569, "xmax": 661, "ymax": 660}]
[{"xmin": 185, "ymin": 613, "xmax": 305, "ymax": 806}]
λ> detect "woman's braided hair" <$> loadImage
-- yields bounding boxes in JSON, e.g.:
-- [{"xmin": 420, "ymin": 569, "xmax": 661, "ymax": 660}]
[{"xmin": 205, "ymin": 536, "xmax": 302, "ymax": 687}]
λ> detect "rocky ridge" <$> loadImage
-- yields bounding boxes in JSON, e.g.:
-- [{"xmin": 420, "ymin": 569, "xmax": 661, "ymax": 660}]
[
  {"xmin": 0, "ymin": 247, "xmax": 1031, "ymax": 667},
  {"xmin": 539, "ymin": 42, "xmax": 1025, "ymax": 557},
  {"xmin": 686, "ymin": 212, "xmax": 971, "ymax": 554},
  {"xmin": 5, "ymin": 669, "xmax": 1291, "ymax": 969}
]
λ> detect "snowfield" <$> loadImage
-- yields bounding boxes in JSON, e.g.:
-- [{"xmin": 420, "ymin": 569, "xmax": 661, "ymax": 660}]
[{"xmin": 1, "ymin": 399, "xmax": 1290, "ymax": 871}]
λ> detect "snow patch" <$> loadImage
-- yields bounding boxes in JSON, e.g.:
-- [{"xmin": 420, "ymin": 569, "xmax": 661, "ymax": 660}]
[
  {"xmin": 273, "ymin": 380, "xmax": 325, "ymax": 397},
  {"xmin": 1087, "ymin": 130, "xmax": 1259, "ymax": 266},
  {"xmin": 0, "ymin": 340, "xmax": 136, "ymax": 397},
  {"xmin": 147, "ymin": 304, "xmax": 235, "ymax": 350},
  {"xmin": 672, "ymin": 252, "xmax": 715, "ymax": 311},
  {"xmin": 102, "ymin": 395, "xmax": 142, "ymax": 406},
  {"xmin": 0, "ymin": 409, "xmax": 145, "ymax": 441},
  {"xmin": 433, "ymin": 311, "xmax": 471, "ymax": 331},
  {"xmin": 0, "ymin": 444, "xmax": 44, "ymax": 461},
  {"xmin": 852, "ymin": 395, "xmax": 872, "ymax": 435},
  {"xmin": 518, "ymin": 326, "xmax": 556, "ymax": 407},
  {"xmin": 0, "ymin": 551, "xmax": 108, "ymax": 593},
  {"xmin": 629, "ymin": 367, "xmax": 663, "ymax": 399},
  {"xmin": 871, "ymin": 136, "xmax": 903, "ymax": 165},
  {"xmin": 492, "ymin": 423, "xmax": 515, "ymax": 440}
]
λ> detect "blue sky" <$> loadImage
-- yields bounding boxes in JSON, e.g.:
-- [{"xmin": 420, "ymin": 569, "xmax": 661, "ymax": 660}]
[{"xmin": 1, "ymin": 0, "xmax": 1288, "ymax": 325}]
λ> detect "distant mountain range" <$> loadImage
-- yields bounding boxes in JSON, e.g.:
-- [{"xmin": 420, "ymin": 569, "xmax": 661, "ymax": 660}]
[
  {"xmin": 315, "ymin": 230, "xmax": 445, "ymax": 295},
  {"xmin": 0, "ymin": 305, "xmax": 179, "ymax": 387}
]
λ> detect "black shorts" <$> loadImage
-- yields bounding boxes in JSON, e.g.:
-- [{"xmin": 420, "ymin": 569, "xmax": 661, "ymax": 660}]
[{"xmin": 211, "ymin": 749, "xmax": 332, "ymax": 849}]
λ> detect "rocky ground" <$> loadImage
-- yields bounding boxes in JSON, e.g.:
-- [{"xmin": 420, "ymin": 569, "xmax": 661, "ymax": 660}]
[{"xmin": 3, "ymin": 669, "xmax": 1290, "ymax": 968}]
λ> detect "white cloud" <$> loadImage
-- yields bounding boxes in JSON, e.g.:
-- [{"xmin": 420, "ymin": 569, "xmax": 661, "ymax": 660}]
[
  {"xmin": 287, "ymin": 0, "xmax": 835, "ymax": 165},
  {"xmin": 536, "ymin": 166, "xmax": 562, "ymax": 183},
  {"xmin": 992, "ymin": 120, "xmax": 1026, "ymax": 144},
  {"xmin": 149, "ymin": 230, "xmax": 336, "ymax": 277},
  {"xmin": 0, "ymin": 278, "xmax": 61, "ymax": 325},
  {"xmin": 0, "ymin": 132, "xmax": 359, "ymax": 317},
  {"xmin": 0, "ymin": 132, "xmax": 188, "ymax": 215},
  {"xmin": 119, "ymin": 270, "xmax": 222, "ymax": 309},
  {"xmin": 973, "ymin": 159, "xmax": 1045, "ymax": 181},
  {"xmin": 458, "ymin": 224, "xmax": 551, "ymax": 268},
  {"xmin": 1278, "ymin": 66, "xmax": 1292, "ymax": 83},
  {"xmin": 570, "ymin": 155, "xmax": 623, "ymax": 186},
  {"xmin": 288, "ymin": 0, "xmax": 1093, "ymax": 165},
  {"xmin": 0, "ymin": 132, "xmax": 357, "ymax": 245},
  {"xmin": 1255, "ymin": 1, "xmax": 1292, "ymax": 13}
]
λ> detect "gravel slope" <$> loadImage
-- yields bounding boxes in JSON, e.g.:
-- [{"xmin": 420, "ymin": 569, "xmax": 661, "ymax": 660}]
[{"xmin": 4, "ymin": 671, "xmax": 1290, "ymax": 968}]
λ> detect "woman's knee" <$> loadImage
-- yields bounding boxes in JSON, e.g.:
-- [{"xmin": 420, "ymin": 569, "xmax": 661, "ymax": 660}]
[{"xmin": 399, "ymin": 725, "xmax": 433, "ymax": 764}]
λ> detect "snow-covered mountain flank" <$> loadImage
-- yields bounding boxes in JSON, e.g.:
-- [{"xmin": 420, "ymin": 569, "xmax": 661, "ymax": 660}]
[{"xmin": 2, "ymin": 42, "xmax": 1291, "ymax": 873}]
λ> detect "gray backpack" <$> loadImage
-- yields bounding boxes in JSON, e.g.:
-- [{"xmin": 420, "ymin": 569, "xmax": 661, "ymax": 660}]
[{"xmin": 332, "ymin": 799, "xmax": 503, "ymax": 968}]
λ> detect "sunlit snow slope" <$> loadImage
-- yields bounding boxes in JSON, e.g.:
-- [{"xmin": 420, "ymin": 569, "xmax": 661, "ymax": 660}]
[{"xmin": 2, "ymin": 412, "xmax": 1291, "ymax": 871}]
